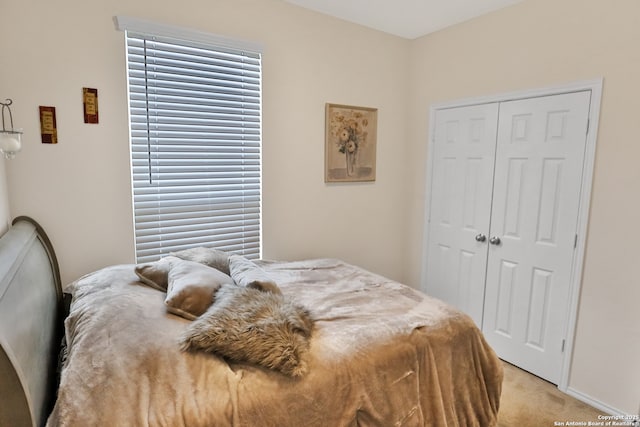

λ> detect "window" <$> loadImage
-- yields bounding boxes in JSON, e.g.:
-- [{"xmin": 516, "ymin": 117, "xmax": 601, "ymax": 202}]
[{"xmin": 117, "ymin": 17, "xmax": 263, "ymax": 263}]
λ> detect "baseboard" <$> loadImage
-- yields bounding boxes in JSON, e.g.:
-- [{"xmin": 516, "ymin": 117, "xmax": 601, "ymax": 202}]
[{"xmin": 565, "ymin": 386, "xmax": 632, "ymax": 417}]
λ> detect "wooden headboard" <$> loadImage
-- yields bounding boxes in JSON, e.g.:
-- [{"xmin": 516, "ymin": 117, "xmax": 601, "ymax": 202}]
[{"xmin": 0, "ymin": 217, "xmax": 62, "ymax": 427}]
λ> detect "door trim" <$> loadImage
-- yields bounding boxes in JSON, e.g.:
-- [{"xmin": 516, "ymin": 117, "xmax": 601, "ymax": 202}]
[{"xmin": 420, "ymin": 78, "xmax": 603, "ymax": 393}]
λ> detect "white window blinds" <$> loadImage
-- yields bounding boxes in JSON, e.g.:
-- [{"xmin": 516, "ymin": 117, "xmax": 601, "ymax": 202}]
[{"xmin": 123, "ymin": 24, "xmax": 262, "ymax": 263}]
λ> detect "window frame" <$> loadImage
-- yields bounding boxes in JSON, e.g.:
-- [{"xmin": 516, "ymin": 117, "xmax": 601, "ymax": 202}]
[{"xmin": 117, "ymin": 16, "xmax": 264, "ymax": 263}]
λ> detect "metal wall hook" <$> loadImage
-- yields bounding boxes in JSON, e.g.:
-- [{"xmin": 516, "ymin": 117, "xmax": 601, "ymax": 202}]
[{"xmin": 0, "ymin": 99, "xmax": 16, "ymax": 132}]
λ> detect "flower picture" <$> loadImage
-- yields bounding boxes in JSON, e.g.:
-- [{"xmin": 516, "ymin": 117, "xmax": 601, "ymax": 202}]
[{"xmin": 325, "ymin": 103, "xmax": 377, "ymax": 182}]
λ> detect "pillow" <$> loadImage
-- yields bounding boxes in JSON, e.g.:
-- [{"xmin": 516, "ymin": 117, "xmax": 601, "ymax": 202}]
[
  {"xmin": 165, "ymin": 259, "xmax": 234, "ymax": 320},
  {"xmin": 180, "ymin": 284, "xmax": 314, "ymax": 377},
  {"xmin": 134, "ymin": 256, "xmax": 179, "ymax": 291},
  {"xmin": 228, "ymin": 254, "xmax": 281, "ymax": 295},
  {"xmin": 170, "ymin": 247, "xmax": 230, "ymax": 275}
]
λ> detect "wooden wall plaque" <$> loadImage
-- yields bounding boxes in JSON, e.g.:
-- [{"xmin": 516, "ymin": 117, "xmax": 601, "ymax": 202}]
[
  {"xmin": 39, "ymin": 106, "xmax": 58, "ymax": 144},
  {"xmin": 82, "ymin": 87, "xmax": 99, "ymax": 124}
]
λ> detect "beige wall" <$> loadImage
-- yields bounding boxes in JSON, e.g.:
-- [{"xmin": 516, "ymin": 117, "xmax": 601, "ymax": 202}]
[
  {"xmin": 1, "ymin": 0, "xmax": 638, "ymax": 416},
  {"xmin": 407, "ymin": 0, "xmax": 640, "ymax": 415},
  {"xmin": 0, "ymin": 0, "xmax": 409, "ymax": 285}
]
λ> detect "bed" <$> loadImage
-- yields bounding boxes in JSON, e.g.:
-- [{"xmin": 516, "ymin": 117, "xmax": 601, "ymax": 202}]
[
  {"xmin": 0, "ymin": 217, "xmax": 62, "ymax": 427},
  {"xmin": 0, "ymin": 217, "xmax": 503, "ymax": 427}
]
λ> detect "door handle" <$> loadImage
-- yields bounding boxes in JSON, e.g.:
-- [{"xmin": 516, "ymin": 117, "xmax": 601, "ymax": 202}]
[
  {"xmin": 489, "ymin": 236, "xmax": 501, "ymax": 245},
  {"xmin": 475, "ymin": 234, "xmax": 487, "ymax": 242}
]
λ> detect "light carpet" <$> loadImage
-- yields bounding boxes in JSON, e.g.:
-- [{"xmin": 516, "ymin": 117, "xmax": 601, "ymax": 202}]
[{"xmin": 498, "ymin": 360, "xmax": 606, "ymax": 426}]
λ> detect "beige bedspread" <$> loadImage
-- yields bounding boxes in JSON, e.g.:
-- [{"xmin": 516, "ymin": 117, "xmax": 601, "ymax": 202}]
[{"xmin": 47, "ymin": 259, "xmax": 502, "ymax": 427}]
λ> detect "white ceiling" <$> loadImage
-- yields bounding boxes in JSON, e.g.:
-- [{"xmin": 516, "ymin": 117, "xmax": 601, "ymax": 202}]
[{"xmin": 283, "ymin": 0, "xmax": 524, "ymax": 39}]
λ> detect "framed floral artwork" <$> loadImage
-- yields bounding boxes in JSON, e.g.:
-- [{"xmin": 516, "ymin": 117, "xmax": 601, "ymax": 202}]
[{"xmin": 325, "ymin": 103, "xmax": 377, "ymax": 182}]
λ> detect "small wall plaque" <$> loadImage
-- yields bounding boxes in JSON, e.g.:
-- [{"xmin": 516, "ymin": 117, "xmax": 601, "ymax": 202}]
[
  {"xmin": 82, "ymin": 87, "xmax": 99, "ymax": 124},
  {"xmin": 39, "ymin": 106, "xmax": 58, "ymax": 144}
]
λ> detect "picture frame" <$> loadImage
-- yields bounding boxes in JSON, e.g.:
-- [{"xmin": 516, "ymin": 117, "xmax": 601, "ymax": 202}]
[{"xmin": 325, "ymin": 103, "xmax": 377, "ymax": 182}]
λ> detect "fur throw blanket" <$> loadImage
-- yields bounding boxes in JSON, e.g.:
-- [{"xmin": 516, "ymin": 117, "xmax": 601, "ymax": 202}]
[
  {"xmin": 180, "ymin": 284, "xmax": 314, "ymax": 377},
  {"xmin": 135, "ymin": 248, "xmax": 312, "ymax": 375}
]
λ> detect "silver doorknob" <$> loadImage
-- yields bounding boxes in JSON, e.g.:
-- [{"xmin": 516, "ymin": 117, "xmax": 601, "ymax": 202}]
[
  {"xmin": 475, "ymin": 234, "xmax": 486, "ymax": 242},
  {"xmin": 489, "ymin": 236, "xmax": 501, "ymax": 245}
]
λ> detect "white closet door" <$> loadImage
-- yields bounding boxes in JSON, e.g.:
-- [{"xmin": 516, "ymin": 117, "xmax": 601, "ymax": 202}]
[
  {"xmin": 481, "ymin": 91, "xmax": 591, "ymax": 383},
  {"xmin": 425, "ymin": 103, "xmax": 498, "ymax": 326}
]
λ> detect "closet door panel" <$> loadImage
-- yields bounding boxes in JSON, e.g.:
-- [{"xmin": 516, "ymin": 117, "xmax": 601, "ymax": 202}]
[
  {"xmin": 424, "ymin": 103, "xmax": 498, "ymax": 326},
  {"xmin": 481, "ymin": 91, "xmax": 591, "ymax": 383}
]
